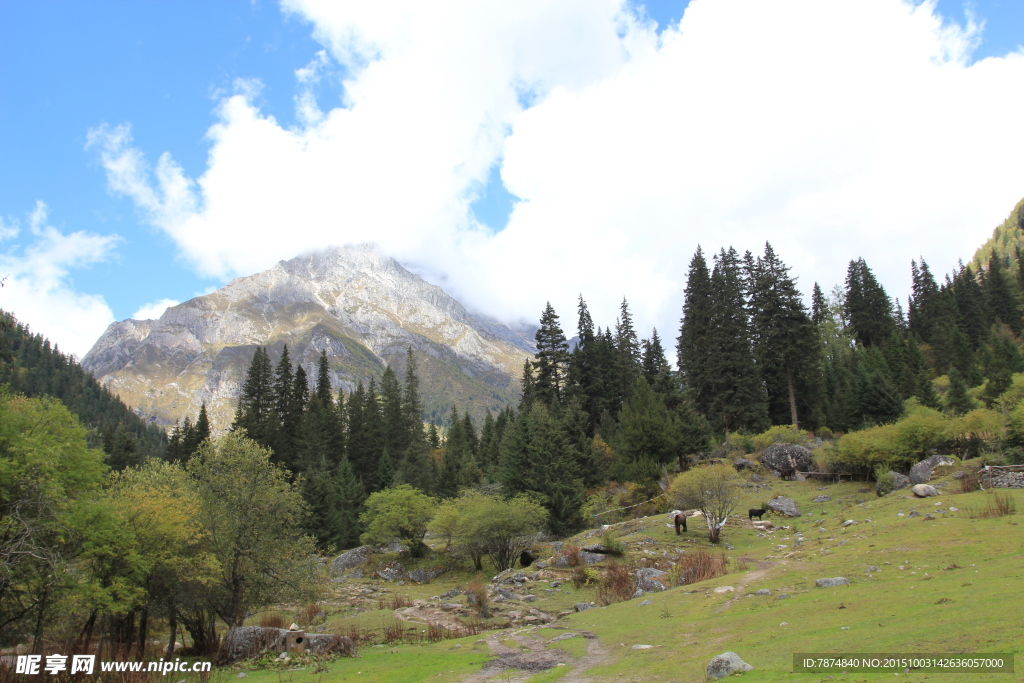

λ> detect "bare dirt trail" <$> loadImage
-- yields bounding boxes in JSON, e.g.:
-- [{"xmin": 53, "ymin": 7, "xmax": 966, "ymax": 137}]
[{"xmin": 453, "ymin": 627, "xmax": 613, "ymax": 683}]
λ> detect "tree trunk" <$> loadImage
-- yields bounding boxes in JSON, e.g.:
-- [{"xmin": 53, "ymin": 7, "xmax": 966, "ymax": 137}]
[
  {"xmin": 136, "ymin": 606, "xmax": 149, "ymax": 658},
  {"xmin": 786, "ymin": 363, "xmax": 799, "ymax": 429},
  {"xmin": 164, "ymin": 606, "xmax": 178, "ymax": 662}
]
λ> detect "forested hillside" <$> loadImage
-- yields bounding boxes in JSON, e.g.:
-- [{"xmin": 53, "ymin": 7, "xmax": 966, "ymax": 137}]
[
  {"xmin": 0, "ymin": 309, "xmax": 167, "ymax": 465},
  {"xmin": 169, "ymin": 220, "xmax": 1024, "ymax": 554}
]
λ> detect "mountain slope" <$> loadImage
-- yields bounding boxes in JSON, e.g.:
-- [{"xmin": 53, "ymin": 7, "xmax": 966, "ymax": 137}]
[
  {"xmin": 971, "ymin": 196, "xmax": 1024, "ymax": 269},
  {"xmin": 82, "ymin": 245, "xmax": 535, "ymax": 432}
]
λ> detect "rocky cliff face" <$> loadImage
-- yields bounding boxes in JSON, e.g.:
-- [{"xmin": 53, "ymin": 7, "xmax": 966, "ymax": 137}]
[{"xmin": 83, "ymin": 245, "xmax": 535, "ymax": 432}]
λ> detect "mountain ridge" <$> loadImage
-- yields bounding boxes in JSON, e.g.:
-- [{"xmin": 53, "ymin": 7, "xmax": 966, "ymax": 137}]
[{"xmin": 83, "ymin": 244, "xmax": 536, "ymax": 432}]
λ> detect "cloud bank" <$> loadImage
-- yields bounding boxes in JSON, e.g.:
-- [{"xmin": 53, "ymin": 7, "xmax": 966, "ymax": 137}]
[
  {"xmin": 92, "ymin": 0, "xmax": 1024, "ymax": 346},
  {"xmin": 0, "ymin": 202, "xmax": 118, "ymax": 359}
]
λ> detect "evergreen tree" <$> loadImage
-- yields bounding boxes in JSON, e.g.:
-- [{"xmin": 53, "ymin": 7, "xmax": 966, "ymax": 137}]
[
  {"xmin": 401, "ymin": 347, "xmax": 425, "ymax": 449},
  {"xmin": 346, "ymin": 381, "xmax": 375, "ymax": 485},
  {"xmin": 854, "ymin": 366, "xmax": 903, "ymax": 427},
  {"xmin": 375, "ymin": 449, "xmax": 395, "ymax": 491},
  {"xmin": 811, "ymin": 282, "xmax": 827, "ymax": 325},
  {"xmin": 567, "ymin": 296, "xmax": 605, "ymax": 432},
  {"xmin": 945, "ymin": 368, "xmax": 974, "ymax": 415},
  {"xmin": 614, "ymin": 298, "xmax": 641, "ymax": 402},
  {"xmin": 182, "ymin": 403, "xmax": 211, "ymax": 458},
  {"xmin": 335, "ymin": 457, "xmax": 367, "ymax": 549},
  {"xmin": 379, "ymin": 366, "xmax": 406, "ymax": 458},
  {"xmin": 704, "ymin": 247, "xmax": 768, "ymax": 433},
  {"xmin": 677, "ymin": 247, "xmax": 714, "ymax": 412},
  {"xmin": 747, "ymin": 243, "xmax": 820, "ymax": 428},
  {"xmin": 103, "ymin": 421, "xmax": 140, "ymax": 470},
  {"xmin": 984, "ymin": 256, "xmax": 1022, "ymax": 335},
  {"xmin": 844, "ymin": 258, "xmax": 896, "ymax": 347},
  {"xmin": 314, "ymin": 350, "xmax": 333, "ymax": 408},
  {"xmin": 953, "ymin": 264, "xmax": 988, "ymax": 349},
  {"xmin": 232, "ymin": 347, "xmax": 275, "ymax": 444},
  {"xmin": 532, "ymin": 303, "xmax": 570, "ymax": 406}
]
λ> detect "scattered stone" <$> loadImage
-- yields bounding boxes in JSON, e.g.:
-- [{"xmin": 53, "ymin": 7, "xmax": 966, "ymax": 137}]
[
  {"xmin": 440, "ymin": 588, "xmax": 462, "ymax": 599},
  {"xmin": 908, "ymin": 510, "xmax": 921, "ymax": 518},
  {"xmin": 812, "ymin": 495, "xmax": 831, "ymax": 502},
  {"xmin": 547, "ymin": 633, "xmax": 578, "ymax": 644},
  {"xmin": 754, "ymin": 589, "xmax": 772, "ymax": 596},
  {"xmin": 631, "ymin": 589, "xmax": 646, "ymax": 600},
  {"xmin": 734, "ymin": 458, "xmax": 756, "ymax": 471},
  {"xmin": 815, "ymin": 577, "xmax": 850, "ymax": 588},
  {"xmin": 841, "ymin": 519, "xmax": 856, "ymax": 527},
  {"xmin": 375, "ymin": 562, "xmax": 407, "ymax": 582},
  {"xmin": 910, "ymin": 455, "xmax": 956, "ymax": 485},
  {"xmin": 632, "ymin": 644, "xmax": 654, "ymax": 650},
  {"xmin": 948, "ymin": 506, "xmax": 959, "ymax": 512},
  {"xmin": 776, "ymin": 594, "xmax": 790, "ymax": 600},
  {"xmin": 725, "ymin": 543, "xmax": 735, "ymax": 550},
  {"xmin": 858, "ymin": 487, "xmax": 871, "ymax": 494},
  {"xmin": 912, "ymin": 484, "xmax": 939, "ymax": 498},
  {"xmin": 236, "ymin": 674, "xmax": 247, "ymax": 679},
  {"xmin": 523, "ymin": 595, "xmax": 538, "ymax": 603},
  {"xmin": 534, "ymin": 561, "xmax": 548, "ymax": 570},
  {"xmin": 706, "ymin": 652, "xmax": 754, "ymax": 680},
  {"xmin": 493, "ymin": 587, "xmax": 517, "ymax": 601},
  {"xmin": 766, "ymin": 496, "xmax": 801, "ymax": 517},
  {"xmin": 713, "ymin": 586, "xmax": 735, "ymax": 594},
  {"xmin": 866, "ymin": 566, "xmax": 880, "ymax": 572},
  {"xmin": 574, "ymin": 602, "xmax": 594, "ymax": 612},
  {"xmin": 923, "ymin": 514, "xmax": 935, "ymax": 521},
  {"xmin": 953, "ymin": 471, "xmax": 969, "ymax": 480},
  {"xmin": 638, "ymin": 599, "xmax": 653, "ymax": 606}
]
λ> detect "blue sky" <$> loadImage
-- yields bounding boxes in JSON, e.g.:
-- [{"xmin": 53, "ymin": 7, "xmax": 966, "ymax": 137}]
[{"xmin": 2, "ymin": 0, "xmax": 1024, "ymax": 357}]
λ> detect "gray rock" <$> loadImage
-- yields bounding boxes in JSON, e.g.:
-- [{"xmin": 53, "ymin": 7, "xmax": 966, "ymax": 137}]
[
  {"xmin": 440, "ymin": 588, "xmax": 462, "ymax": 599},
  {"xmin": 758, "ymin": 443, "xmax": 813, "ymax": 476},
  {"xmin": 725, "ymin": 543, "xmax": 735, "ymax": 550},
  {"xmin": 734, "ymin": 458, "xmax": 756, "ymax": 471},
  {"xmin": 631, "ymin": 589, "xmax": 646, "ymax": 600},
  {"xmin": 376, "ymin": 564, "xmax": 407, "ymax": 582},
  {"xmin": 332, "ymin": 546, "xmax": 374, "ymax": 573},
  {"xmin": 754, "ymin": 589, "xmax": 772, "ymax": 596},
  {"xmin": 911, "ymin": 484, "xmax": 939, "ymax": 498},
  {"xmin": 534, "ymin": 561, "xmax": 548, "ymax": 569},
  {"xmin": 775, "ymin": 594, "xmax": 790, "ymax": 600},
  {"xmin": 493, "ymin": 587, "xmax": 517, "ymax": 601},
  {"xmin": 706, "ymin": 651, "xmax": 754, "ymax": 679},
  {"xmin": 766, "ymin": 496, "xmax": 801, "ymax": 517},
  {"xmin": 866, "ymin": 566, "xmax": 880, "ymax": 572},
  {"xmin": 812, "ymin": 495, "xmax": 831, "ymax": 502},
  {"xmin": 511, "ymin": 572, "xmax": 528, "ymax": 583},
  {"xmin": 909, "ymin": 455, "xmax": 956, "ymax": 485},
  {"xmin": 581, "ymin": 551, "xmax": 604, "ymax": 565},
  {"xmin": 636, "ymin": 568, "xmax": 668, "ymax": 593},
  {"xmin": 547, "ymin": 633, "xmax": 578, "ymax": 644},
  {"xmin": 574, "ymin": 602, "xmax": 593, "ymax": 612},
  {"xmin": 907, "ymin": 510, "xmax": 921, "ymax": 518},
  {"xmin": 219, "ymin": 626, "xmax": 286, "ymax": 662},
  {"xmin": 876, "ymin": 471, "xmax": 911, "ymax": 496},
  {"xmin": 815, "ymin": 577, "xmax": 850, "ymax": 588},
  {"xmin": 305, "ymin": 634, "xmax": 355, "ymax": 656},
  {"xmin": 638, "ymin": 599, "xmax": 653, "ymax": 606},
  {"xmin": 408, "ymin": 568, "xmax": 430, "ymax": 583}
]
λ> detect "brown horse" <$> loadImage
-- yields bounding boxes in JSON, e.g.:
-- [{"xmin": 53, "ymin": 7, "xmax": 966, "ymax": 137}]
[{"xmin": 674, "ymin": 514, "xmax": 687, "ymax": 534}]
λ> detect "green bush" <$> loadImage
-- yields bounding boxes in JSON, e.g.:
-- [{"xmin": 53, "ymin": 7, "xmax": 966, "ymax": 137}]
[
  {"xmin": 874, "ymin": 467, "xmax": 896, "ymax": 497},
  {"xmin": 751, "ymin": 424, "xmax": 813, "ymax": 451}
]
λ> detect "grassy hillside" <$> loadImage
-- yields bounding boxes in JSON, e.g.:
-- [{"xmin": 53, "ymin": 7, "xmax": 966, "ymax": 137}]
[{"xmin": 220, "ymin": 462, "xmax": 1024, "ymax": 683}]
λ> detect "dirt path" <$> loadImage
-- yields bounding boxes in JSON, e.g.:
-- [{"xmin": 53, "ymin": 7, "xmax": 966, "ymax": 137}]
[{"xmin": 454, "ymin": 627, "xmax": 613, "ymax": 683}]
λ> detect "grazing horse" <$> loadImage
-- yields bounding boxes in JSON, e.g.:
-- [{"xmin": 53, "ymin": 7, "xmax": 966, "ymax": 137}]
[
  {"xmin": 778, "ymin": 466, "xmax": 796, "ymax": 481},
  {"xmin": 748, "ymin": 508, "xmax": 767, "ymax": 521},
  {"xmin": 674, "ymin": 513, "xmax": 687, "ymax": 535}
]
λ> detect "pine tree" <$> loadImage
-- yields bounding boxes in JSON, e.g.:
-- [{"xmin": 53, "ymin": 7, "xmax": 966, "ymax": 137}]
[
  {"xmin": 984, "ymin": 256, "xmax": 1022, "ymax": 335},
  {"xmin": 953, "ymin": 264, "xmax": 988, "ymax": 349},
  {"xmin": 346, "ymin": 381, "xmax": 375, "ymax": 485},
  {"xmin": 945, "ymin": 368, "xmax": 974, "ymax": 416},
  {"xmin": 704, "ymin": 247, "xmax": 768, "ymax": 433},
  {"xmin": 182, "ymin": 403, "xmax": 211, "ymax": 458},
  {"xmin": 232, "ymin": 347, "xmax": 274, "ymax": 444},
  {"xmin": 614, "ymin": 298, "xmax": 641, "ymax": 402},
  {"xmin": 335, "ymin": 457, "xmax": 367, "ymax": 549},
  {"xmin": 811, "ymin": 282, "xmax": 827, "ymax": 325},
  {"xmin": 401, "ymin": 347, "xmax": 425, "ymax": 449},
  {"xmin": 844, "ymin": 258, "xmax": 896, "ymax": 347},
  {"xmin": 677, "ymin": 247, "xmax": 714, "ymax": 412},
  {"xmin": 379, "ymin": 366, "xmax": 406, "ymax": 458},
  {"xmin": 908, "ymin": 259, "xmax": 942, "ymax": 344},
  {"xmin": 375, "ymin": 449, "xmax": 395, "ymax": 491},
  {"xmin": 567, "ymin": 296, "xmax": 604, "ymax": 432},
  {"xmin": 854, "ymin": 366, "xmax": 903, "ymax": 427},
  {"xmin": 746, "ymin": 243, "xmax": 820, "ymax": 428},
  {"xmin": 533, "ymin": 303, "xmax": 570, "ymax": 406}
]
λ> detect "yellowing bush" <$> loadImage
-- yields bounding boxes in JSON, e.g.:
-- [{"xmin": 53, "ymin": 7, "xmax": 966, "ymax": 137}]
[{"xmin": 750, "ymin": 424, "xmax": 813, "ymax": 451}]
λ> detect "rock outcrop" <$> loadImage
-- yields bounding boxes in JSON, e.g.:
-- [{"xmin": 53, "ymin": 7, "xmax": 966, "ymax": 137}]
[{"xmin": 758, "ymin": 443, "xmax": 814, "ymax": 475}]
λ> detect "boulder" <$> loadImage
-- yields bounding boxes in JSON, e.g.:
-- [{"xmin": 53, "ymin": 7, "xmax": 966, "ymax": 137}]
[
  {"xmin": 220, "ymin": 627, "xmax": 285, "ymax": 663},
  {"xmin": 635, "ymin": 568, "xmax": 668, "ymax": 593},
  {"xmin": 754, "ymin": 589, "xmax": 772, "ymax": 596},
  {"xmin": 376, "ymin": 563, "xmax": 407, "ymax": 582},
  {"xmin": 911, "ymin": 484, "xmax": 939, "ymax": 498},
  {"xmin": 706, "ymin": 652, "xmax": 754, "ymax": 679},
  {"xmin": 305, "ymin": 634, "xmax": 356, "ymax": 656},
  {"xmin": 766, "ymin": 496, "xmax": 801, "ymax": 517},
  {"xmin": 758, "ymin": 443, "xmax": 814, "ymax": 476},
  {"xmin": 812, "ymin": 495, "xmax": 831, "ymax": 503},
  {"xmin": 582, "ymin": 543, "xmax": 615, "ymax": 555},
  {"xmin": 331, "ymin": 546, "xmax": 374, "ymax": 573},
  {"xmin": 876, "ymin": 471, "xmax": 911, "ymax": 496},
  {"xmin": 909, "ymin": 455, "xmax": 956, "ymax": 485},
  {"xmin": 815, "ymin": 577, "xmax": 850, "ymax": 588},
  {"xmin": 734, "ymin": 458, "xmax": 757, "ymax": 471},
  {"xmin": 574, "ymin": 602, "xmax": 593, "ymax": 612}
]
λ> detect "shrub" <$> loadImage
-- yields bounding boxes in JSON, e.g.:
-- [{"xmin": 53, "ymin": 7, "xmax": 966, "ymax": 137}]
[
  {"xmin": 570, "ymin": 566, "xmax": 597, "ymax": 589},
  {"xmin": 360, "ymin": 484, "xmax": 437, "ymax": 557},
  {"xmin": 875, "ymin": 469, "xmax": 896, "ymax": 497},
  {"xmin": 670, "ymin": 550, "xmax": 729, "ymax": 586},
  {"xmin": 966, "ymin": 492, "xmax": 1017, "ymax": 519},
  {"xmin": 259, "ymin": 612, "xmax": 286, "ymax": 629},
  {"xmin": 751, "ymin": 424, "xmax": 812, "ymax": 451},
  {"xmin": 559, "ymin": 544, "xmax": 583, "ymax": 567},
  {"xmin": 465, "ymin": 581, "xmax": 489, "ymax": 618},
  {"xmin": 958, "ymin": 472, "xmax": 980, "ymax": 494},
  {"xmin": 596, "ymin": 562, "xmax": 634, "ymax": 605},
  {"xmin": 600, "ymin": 532, "xmax": 625, "ymax": 556}
]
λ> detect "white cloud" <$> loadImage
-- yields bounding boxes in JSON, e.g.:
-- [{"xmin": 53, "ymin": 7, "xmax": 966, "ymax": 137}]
[
  {"xmin": 132, "ymin": 298, "xmax": 180, "ymax": 321},
  {"xmin": 91, "ymin": 0, "xmax": 1024, "ymax": 345},
  {"xmin": 0, "ymin": 201, "xmax": 119, "ymax": 359}
]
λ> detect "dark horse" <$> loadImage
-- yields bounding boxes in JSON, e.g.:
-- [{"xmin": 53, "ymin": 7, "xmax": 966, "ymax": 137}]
[
  {"xmin": 674, "ymin": 514, "xmax": 687, "ymax": 535},
  {"xmin": 748, "ymin": 508, "xmax": 767, "ymax": 521},
  {"xmin": 778, "ymin": 466, "xmax": 796, "ymax": 481}
]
